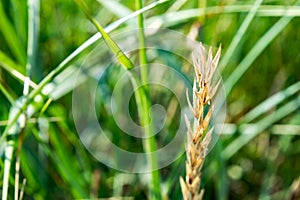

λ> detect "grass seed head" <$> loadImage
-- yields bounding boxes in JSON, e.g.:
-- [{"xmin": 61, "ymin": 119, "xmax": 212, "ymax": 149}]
[{"xmin": 180, "ymin": 42, "xmax": 221, "ymax": 200}]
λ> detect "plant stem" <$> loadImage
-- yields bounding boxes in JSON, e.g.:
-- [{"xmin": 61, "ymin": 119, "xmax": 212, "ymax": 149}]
[
  {"xmin": 140, "ymin": 101, "xmax": 162, "ymax": 200},
  {"xmin": 135, "ymin": 0, "xmax": 162, "ymax": 199},
  {"xmin": 2, "ymin": 140, "xmax": 14, "ymax": 200},
  {"xmin": 136, "ymin": 0, "xmax": 148, "ymax": 84}
]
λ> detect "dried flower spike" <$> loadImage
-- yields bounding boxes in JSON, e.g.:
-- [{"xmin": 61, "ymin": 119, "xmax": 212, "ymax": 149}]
[{"xmin": 180, "ymin": 43, "xmax": 222, "ymax": 200}]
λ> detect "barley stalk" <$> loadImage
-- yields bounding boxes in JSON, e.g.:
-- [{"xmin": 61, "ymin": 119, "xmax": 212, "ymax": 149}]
[{"xmin": 180, "ymin": 43, "xmax": 221, "ymax": 200}]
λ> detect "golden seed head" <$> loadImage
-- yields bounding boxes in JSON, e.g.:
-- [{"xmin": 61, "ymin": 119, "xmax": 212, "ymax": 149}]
[{"xmin": 180, "ymin": 42, "xmax": 222, "ymax": 200}]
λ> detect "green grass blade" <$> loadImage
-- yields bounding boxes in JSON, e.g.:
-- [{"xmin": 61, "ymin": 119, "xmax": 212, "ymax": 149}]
[
  {"xmin": 97, "ymin": 0, "xmax": 132, "ymax": 18},
  {"xmin": 50, "ymin": 126, "xmax": 88, "ymax": 197},
  {"xmin": 257, "ymin": 5, "xmax": 300, "ymax": 16},
  {"xmin": 224, "ymin": 14, "xmax": 295, "ymax": 95},
  {"xmin": 75, "ymin": 0, "xmax": 134, "ymax": 70},
  {"xmin": 147, "ymin": 5, "xmax": 300, "ymax": 28},
  {"xmin": 0, "ymin": 58, "xmax": 33, "ymax": 88},
  {"xmin": 167, "ymin": 0, "xmax": 188, "ymax": 12},
  {"xmin": 25, "ymin": 0, "xmax": 39, "ymax": 83},
  {"xmin": 215, "ymin": 141, "xmax": 228, "ymax": 200},
  {"xmin": 0, "ymin": 51, "xmax": 38, "ymax": 89},
  {"xmin": 136, "ymin": 0, "xmax": 148, "ymax": 84},
  {"xmin": 240, "ymin": 81, "xmax": 300, "ymax": 123},
  {"xmin": 0, "ymin": 50, "xmax": 24, "ymax": 72},
  {"xmin": 0, "ymin": 83, "xmax": 15, "ymax": 105},
  {"xmin": 11, "ymin": 0, "xmax": 27, "ymax": 48},
  {"xmin": 219, "ymin": 0, "xmax": 264, "ymax": 72},
  {"xmin": 20, "ymin": 147, "xmax": 48, "ymax": 196}
]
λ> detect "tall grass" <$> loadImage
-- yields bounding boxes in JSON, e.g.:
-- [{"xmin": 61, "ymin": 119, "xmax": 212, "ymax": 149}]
[{"xmin": 0, "ymin": 0, "xmax": 300, "ymax": 199}]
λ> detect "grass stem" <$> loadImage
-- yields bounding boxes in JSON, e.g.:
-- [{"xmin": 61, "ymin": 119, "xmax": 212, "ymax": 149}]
[{"xmin": 135, "ymin": 0, "xmax": 162, "ymax": 199}]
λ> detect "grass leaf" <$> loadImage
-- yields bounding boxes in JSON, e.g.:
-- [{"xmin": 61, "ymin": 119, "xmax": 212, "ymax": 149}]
[{"xmin": 75, "ymin": 0, "xmax": 134, "ymax": 70}]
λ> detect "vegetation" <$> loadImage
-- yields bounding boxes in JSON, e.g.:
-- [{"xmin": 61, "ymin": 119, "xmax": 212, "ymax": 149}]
[{"xmin": 1, "ymin": 0, "xmax": 300, "ymax": 199}]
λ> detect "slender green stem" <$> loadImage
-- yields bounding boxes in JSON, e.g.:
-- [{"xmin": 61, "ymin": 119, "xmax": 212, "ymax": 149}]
[
  {"xmin": 136, "ymin": 0, "xmax": 148, "ymax": 84},
  {"xmin": 128, "ymin": 74, "xmax": 161, "ymax": 199},
  {"xmin": 2, "ymin": 141, "xmax": 14, "ymax": 200},
  {"xmin": 0, "ymin": 83, "xmax": 14, "ymax": 104},
  {"xmin": 136, "ymin": 0, "xmax": 161, "ymax": 199},
  {"xmin": 139, "ymin": 99, "xmax": 162, "ymax": 200}
]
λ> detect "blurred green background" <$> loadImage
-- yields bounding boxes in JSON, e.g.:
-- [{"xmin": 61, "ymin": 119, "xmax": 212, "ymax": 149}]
[{"xmin": 1, "ymin": 0, "xmax": 300, "ymax": 199}]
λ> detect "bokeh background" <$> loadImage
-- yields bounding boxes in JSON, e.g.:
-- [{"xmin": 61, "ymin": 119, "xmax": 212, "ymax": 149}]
[{"xmin": 0, "ymin": 0, "xmax": 300, "ymax": 199}]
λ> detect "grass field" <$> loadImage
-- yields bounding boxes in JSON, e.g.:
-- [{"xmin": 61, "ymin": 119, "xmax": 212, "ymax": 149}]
[{"xmin": 1, "ymin": 0, "xmax": 300, "ymax": 199}]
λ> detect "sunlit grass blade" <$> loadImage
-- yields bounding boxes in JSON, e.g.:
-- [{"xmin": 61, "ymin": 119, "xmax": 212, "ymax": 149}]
[
  {"xmin": 218, "ymin": 123, "xmax": 300, "ymax": 136},
  {"xmin": 2, "ymin": 140, "xmax": 14, "ymax": 200},
  {"xmin": 0, "ymin": 51, "xmax": 37, "ymax": 88},
  {"xmin": 96, "ymin": 0, "xmax": 132, "ymax": 18},
  {"xmin": 256, "ymin": 5, "xmax": 300, "ymax": 16},
  {"xmin": 147, "ymin": 5, "xmax": 300, "ymax": 27},
  {"xmin": 271, "ymin": 124, "xmax": 300, "ymax": 135},
  {"xmin": 167, "ymin": 0, "xmax": 188, "ymax": 12}
]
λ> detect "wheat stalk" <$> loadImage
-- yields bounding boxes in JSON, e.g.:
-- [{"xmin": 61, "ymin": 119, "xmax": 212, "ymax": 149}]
[{"xmin": 180, "ymin": 43, "xmax": 221, "ymax": 200}]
